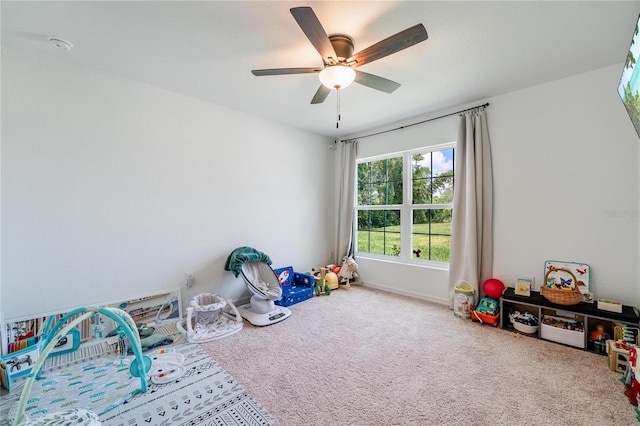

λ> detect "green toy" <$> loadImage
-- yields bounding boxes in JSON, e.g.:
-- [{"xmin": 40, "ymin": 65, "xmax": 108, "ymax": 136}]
[
  {"xmin": 125, "ymin": 333, "xmax": 174, "ymax": 354},
  {"xmin": 107, "ymin": 323, "xmax": 155, "ymax": 339},
  {"xmin": 314, "ymin": 276, "xmax": 331, "ymax": 296},
  {"xmin": 139, "ymin": 334, "xmax": 173, "ymax": 351}
]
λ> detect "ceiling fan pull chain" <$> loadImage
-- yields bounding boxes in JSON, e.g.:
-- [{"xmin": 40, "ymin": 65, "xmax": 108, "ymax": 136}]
[{"xmin": 336, "ymin": 88, "xmax": 341, "ymax": 129}]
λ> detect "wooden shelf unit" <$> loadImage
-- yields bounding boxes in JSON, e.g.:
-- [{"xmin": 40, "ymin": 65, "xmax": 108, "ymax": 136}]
[{"xmin": 500, "ymin": 287, "xmax": 639, "ymax": 353}]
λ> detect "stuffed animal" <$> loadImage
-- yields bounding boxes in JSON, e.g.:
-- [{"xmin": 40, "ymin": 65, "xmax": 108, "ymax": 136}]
[{"xmin": 140, "ymin": 334, "xmax": 174, "ymax": 351}]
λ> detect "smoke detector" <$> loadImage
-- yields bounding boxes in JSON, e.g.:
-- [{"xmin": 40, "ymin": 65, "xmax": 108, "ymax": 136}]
[{"xmin": 48, "ymin": 37, "xmax": 73, "ymax": 52}]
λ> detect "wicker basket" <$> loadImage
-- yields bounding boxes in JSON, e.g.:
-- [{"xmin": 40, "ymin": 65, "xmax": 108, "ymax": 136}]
[{"xmin": 541, "ymin": 268, "xmax": 583, "ymax": 305}]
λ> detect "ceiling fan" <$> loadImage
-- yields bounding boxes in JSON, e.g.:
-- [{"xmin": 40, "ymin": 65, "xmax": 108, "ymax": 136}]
[{"xmin": 251, "ymin": 7, "xmax": 428, "ymax": 104}]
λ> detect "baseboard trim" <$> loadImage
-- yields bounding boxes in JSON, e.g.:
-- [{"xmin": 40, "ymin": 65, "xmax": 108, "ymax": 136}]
[{"xmin": 360, "ymin": 281, "xmax": 449, "ymax": 306}]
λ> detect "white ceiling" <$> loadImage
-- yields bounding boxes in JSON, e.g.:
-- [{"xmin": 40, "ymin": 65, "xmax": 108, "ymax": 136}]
[{"xmin": 3, "ymin": 1, "xmax": 639, "ymax": 138}]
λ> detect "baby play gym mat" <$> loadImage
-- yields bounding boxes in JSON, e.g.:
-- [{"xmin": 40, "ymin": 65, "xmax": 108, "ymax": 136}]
[{"xmin": 1, "ymin": 326, "xmax": 274, "ymax": 426}]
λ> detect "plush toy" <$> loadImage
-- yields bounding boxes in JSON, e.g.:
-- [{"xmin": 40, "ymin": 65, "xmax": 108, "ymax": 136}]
[
  {"xmin": 124, "ymin": 333, "xmax": 174, "ymax": 354},
  {"xmin": 337, "ymin": 256, "xmax": 359, "ymax": 287},
  {"xmin": 139, "ymin": 334, "xmax": 174, "ymax": 352},
  {"xmin": 108, "ymin": 323, "xmax": 155, "ymax": 339}
]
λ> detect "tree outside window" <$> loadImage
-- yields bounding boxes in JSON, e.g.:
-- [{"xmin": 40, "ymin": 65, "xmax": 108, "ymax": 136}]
[{"xmin": 356, "ymin": 145, "xmax": 454, "ymax": 263}]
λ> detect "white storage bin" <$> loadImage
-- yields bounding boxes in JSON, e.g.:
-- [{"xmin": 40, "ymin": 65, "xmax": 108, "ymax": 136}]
[{"xmin": 541, "ymin": 315, "xmax": 584, "ymax": 348}]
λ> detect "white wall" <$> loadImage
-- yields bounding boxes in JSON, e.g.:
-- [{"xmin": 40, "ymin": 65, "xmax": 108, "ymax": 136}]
[
  {"xmin": 1, "ymin": 47, "xmax": 333, "ymax": 320},
  {"xmin": 347, "ymin": 64, "xmax": 640, "ymax": 307},
  {"xmin": 491, "ymin": 64, "xmax": 639, "ymax": 306}
]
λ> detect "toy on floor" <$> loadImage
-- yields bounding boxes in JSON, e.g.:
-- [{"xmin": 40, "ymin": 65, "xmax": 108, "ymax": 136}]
[
  {"xmin": 470, "ymin": 280, "xmax": 504, "ymax": 326},
  {"xmin": 10, "ymin": 307, "xmax": 150, "ymax": 426},
  {"xmin": 337, "ymin": 256, "xmax": 360, "ymax": 288},
  {"xmin": 324, "ymin": 272, "xmax": 339, "ymax": 290},
  {"xmin": 475, "ymin": 297, "xmax": 499, "ymax": 315},
  {"xmin": 608, "ymin": 339, "xmax": 632, "ymax": 374},
  {"xmin": 140, "ymin": 334, "xmax": 174, "ymax": 351},
  {"xmin": 148, "ymin": 349, "xmax": 186, "ymax": 385},
  {"xmin": 109, "ymin": 323, "xmax": 174, "ymax": 353},
  {"xmin": 614, "ymin": 325, "xmax": 639, "ymax": 351},
  {"xmin": 471, "ymin": 300, "xmax": 500, "ymax": 326},
  {"xmin": 621, "ymin": 346, "xmax": 640, "ymax": 414},
  {"xmin": 311, "ymin": 266, "xmax": 339, "ymax": 291},
  {"xmin": 312, "ymin": 257, "xmax": 361, "ymax": 290},
  {"xmin": 314, "ymin": 275, "xmax": 331, "ymax": 296},
  {"xmin": 607, "ymin": 326, "xmax": 640, "ymax": 412},
  {"xmin": 471, "ymin": 296, "xmax": 500, "ymax": 326},
  {"xmin": 453, "ymin": 282, "xmax": 474, "ymax": 319},
  {"xmin": 177, "ymin": 293, "xmax": 243, "ymax": 342}
]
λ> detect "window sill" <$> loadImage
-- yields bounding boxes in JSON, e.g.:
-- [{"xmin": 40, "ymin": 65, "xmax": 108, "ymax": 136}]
[{"xmin": 355, "ymin": 253, "xmax": 449, "ymax": 271}]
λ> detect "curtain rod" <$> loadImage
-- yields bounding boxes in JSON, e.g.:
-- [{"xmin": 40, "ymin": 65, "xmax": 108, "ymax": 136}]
[{"xmin": 341, "ymin": 102, "xmax": 489, "ymax": 143}]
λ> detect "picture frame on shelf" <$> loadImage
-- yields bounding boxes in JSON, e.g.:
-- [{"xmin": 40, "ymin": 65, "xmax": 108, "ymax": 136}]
[{"xmin": 515, "ymin": 282, "xmax": 531, "ymax": 296}]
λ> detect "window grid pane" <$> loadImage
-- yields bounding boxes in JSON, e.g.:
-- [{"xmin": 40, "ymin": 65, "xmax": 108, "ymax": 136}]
[
  {"xmin": 357, "ymin": 209, "xmax": 401, "ymax": 257},
  {"xmin": 412, "ymin": 209, "xmax": 452, "ymax": 262},
  {"xmin": 357, "ymin": 157, "xmax": 403, "ymax": 206}
]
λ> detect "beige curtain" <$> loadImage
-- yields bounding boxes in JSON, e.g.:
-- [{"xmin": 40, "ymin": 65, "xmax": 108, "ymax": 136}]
[
  {"xmin": 448, "ymin": 108, "xmax": 493, "ymax": 307},
  {"xmin": 335, "ymin": 140, "xmax": 358, "ymax": 263}
]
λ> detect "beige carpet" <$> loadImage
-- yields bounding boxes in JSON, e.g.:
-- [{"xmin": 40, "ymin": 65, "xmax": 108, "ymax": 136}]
[{"xmin": 201, "ymin": 286, "xmax": 637, "ymax": 425}]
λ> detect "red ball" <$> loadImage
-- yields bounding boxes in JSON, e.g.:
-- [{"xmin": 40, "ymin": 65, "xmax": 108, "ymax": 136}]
[{"xmin": 483, "ymin": 278, "xmax": 505, "ymax": 299}]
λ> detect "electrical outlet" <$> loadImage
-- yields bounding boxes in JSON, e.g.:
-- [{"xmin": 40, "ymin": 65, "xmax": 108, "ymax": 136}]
[{"xmin": 185, "ymin": 272, "xmax": 195, "ymax": 288}]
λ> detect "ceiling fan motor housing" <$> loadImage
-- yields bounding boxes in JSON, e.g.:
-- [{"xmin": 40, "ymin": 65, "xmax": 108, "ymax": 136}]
[{"xmin": 328, "ymin": 34, "xmax": 354, "ymax": 64}]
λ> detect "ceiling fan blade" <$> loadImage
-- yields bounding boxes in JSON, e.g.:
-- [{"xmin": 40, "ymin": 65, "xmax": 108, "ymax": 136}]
[
  {"xmin": 251, "ymin": 67, "xmax": 322, "ymax": 76},
  {"xmin": 354, "ymin": 70, "xmax": 401, "ymax": 93},
  {"xmin": 311, "ymin": 85, "xmax": 331, "ymax": 104},
  {"xmin": 348, "ymin": 24, "xmax": 428, "ymax": 67},
  {"xmin": 290, "ymin": 7, "xmax": 338, "ymax": 62}
]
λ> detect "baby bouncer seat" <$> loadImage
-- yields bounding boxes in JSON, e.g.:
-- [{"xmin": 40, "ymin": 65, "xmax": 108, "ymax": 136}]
[
  {"xmin": 176, "ymin": 293, "xmax": 243, "ymax": 343},
  {"xmin": 225, "ymin": 247, "xmax": 291, "ymax": 326}
]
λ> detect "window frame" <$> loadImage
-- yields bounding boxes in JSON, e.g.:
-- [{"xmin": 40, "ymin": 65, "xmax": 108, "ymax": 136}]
[{"xmin": 354, "ymin": 142, "xmax": 456, "ymax": 267}]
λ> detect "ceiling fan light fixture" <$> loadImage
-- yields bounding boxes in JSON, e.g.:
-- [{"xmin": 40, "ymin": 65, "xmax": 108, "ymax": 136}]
[{"xmin": 319, "ymin": 65, "xmax": 356, "ymax": 90}]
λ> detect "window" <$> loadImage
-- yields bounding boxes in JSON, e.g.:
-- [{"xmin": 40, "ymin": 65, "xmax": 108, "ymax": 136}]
[{"xmin": 355, "ymin": 144, "xmax": 455, "ymax": 264}]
